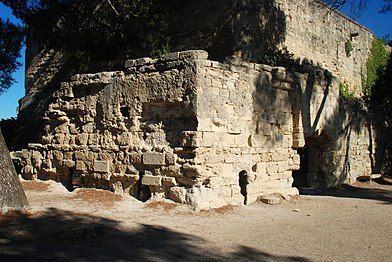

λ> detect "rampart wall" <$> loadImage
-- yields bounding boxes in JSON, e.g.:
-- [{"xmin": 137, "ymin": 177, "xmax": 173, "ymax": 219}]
[
  {"xmin": 276, "ymin": 0, "xmax": 373, "ymax": 94},
  {"xmin": 16, "ymin": 0, "xmax": 374, "ymax": 150},
  {"xmin": 13, "ymin": 51, "xmax": 389, "ymax": 209}
]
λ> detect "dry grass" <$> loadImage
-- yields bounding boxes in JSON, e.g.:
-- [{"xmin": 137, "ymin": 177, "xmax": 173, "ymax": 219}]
[
  {"xmin": 21, "ymin": 180, "xmax": 50, "ymax": 191},
  {"xmin": 71, "ymin": 188, "xmax": 123, "ymax": 206},
  {"xmin": 144, "ymin": 200, "xmax": 178, "ymax": 211},
  {"xmin": 200, "ymin": 204, "xmax": 237, "ymax": 214}
]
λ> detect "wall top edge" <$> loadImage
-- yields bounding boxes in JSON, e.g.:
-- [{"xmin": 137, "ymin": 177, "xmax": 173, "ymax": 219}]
[{"xmin": 312, "ymin": 0, "xmax": 374, "ymax": 35}]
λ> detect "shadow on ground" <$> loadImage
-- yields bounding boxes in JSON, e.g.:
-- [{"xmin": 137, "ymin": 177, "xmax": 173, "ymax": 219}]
[
  {"xmin": 299, "ymin": 177, "xmax": 392, "ymax": 205},
  {"xmin": 0, "ymin": 208, "xmax": 310, "ymax": 262}
]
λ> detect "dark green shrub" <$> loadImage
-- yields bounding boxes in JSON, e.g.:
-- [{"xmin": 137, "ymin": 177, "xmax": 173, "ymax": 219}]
[{"xmin": 364, "ymin": 38, "xmax": 390, "ymax": 101}]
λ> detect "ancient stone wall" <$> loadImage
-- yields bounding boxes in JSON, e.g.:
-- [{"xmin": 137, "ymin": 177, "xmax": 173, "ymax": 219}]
[
  {"xmin": 167, "ymin": 0, "xmax": 373, "ymax": 93},
  {"xmin": 17, "ymin": 0, "xmax": 374, "ymax": 150},
  {"xmin": 306, "ymin": 103, "xmax": 389, "ymax": 188},
  {"xmin": 276, "ymin": 0, "xmax": 373, "ymax": 95},
  {"xmin": 13, "ymin": 50, "xmax": 389, "ymax": 209}
]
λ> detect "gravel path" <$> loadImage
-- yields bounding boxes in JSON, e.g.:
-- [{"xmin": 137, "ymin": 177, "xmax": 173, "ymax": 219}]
[{"xmin": 1, "ymin": 178, "xmax": 391, "ymax": 261}]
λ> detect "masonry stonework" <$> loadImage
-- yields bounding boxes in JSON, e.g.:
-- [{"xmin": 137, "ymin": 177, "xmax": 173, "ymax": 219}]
[
  {"xmin": 276, "ymin": 0, "xmax": 373, "ymax": 95},
  {"xmin": 13, "ymin": 50, "xmax": 389, "ymax": 209},
  {"xmin": 16, "ymin": 0, "xmax": 374, "ymax": 150}
]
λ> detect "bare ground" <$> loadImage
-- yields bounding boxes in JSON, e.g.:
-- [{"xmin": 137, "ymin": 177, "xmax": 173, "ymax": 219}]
[{"xmin": 1, "ymin": 178, "xmax": 392, "ymax": 262}]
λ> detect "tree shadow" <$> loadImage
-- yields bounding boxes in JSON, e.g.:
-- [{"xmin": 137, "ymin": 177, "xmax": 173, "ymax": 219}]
[
  {"xmin": 168, "ymin": 0, "xmax": 287, "ymax": 62},
  {"xmin": 299, "ymin": 180, "xmax": 392, "ymax": 205},
  {"xmin": 0, "ymin": 208, "xmax": 311, "ymax": 262}
]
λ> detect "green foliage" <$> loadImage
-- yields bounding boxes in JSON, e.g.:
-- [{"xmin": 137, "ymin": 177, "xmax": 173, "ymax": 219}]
[
  {"xmin": 1, "ymin": 0, "xmax": 175, "ymax": 69},
  {"xmin": 0, "ymin": 18, "xmax": 24, "ymax": 94},
  {"xmin": 256, "ymin": 46, "xmax": 300, "ymax": 69},
  {"xmin": 363, "ymin": 38, "xmax": 390, "ymax": 101},
  {"xmin": 345, "ymin": 40, "xmax": 353, "ymax": 57},
  {"xmin": 339, "ymin": 81, "xmax": 354, "ymax": 99}
]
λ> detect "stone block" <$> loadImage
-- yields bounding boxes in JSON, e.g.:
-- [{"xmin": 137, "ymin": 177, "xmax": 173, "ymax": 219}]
[
  {"xmin": 75, "ymin": 161, "xmax": 87, "ymax": 171},
  {"xmin": 254, "ymin": 162, "xmax": 267, "ymax": 174},
  {"xmin": 266, "ymin": 162, "xmax": 279, "ymax": 174},
  {"xmin": 161, "ymin": 165, "xmax": 182, "ymax": 177},
  {"xmin": 178, "ymin": 50, "xmax": 208, "ymax": 60},
  {"xmin": 181, "ymin": 131, "xmax": 200, "ymax": 147},
  {"xmin": 201, "ymin": 132, "xmax": 215, "ymax": 147},
  {"xmin": 75, "ymin": 133, "xmax": 89, "ymax": 145},
  {"xmin": 93, "ymin": 160, "xmax": 110, "ymax": 173},
  {"xmin": 221, "ymin": 164, "xmax": 234, "ymax": 177},
  {"xmin": 143, "ymin": 152, "xmax": 166, "ymax": 165},
  {"xmin": 165, "ymin": 153, "xmax": 176, "ymax": 165},
  {"xmin": 292, "ymin": 137, "xmax": 305, "ymax": 148},
  {"xmin": 293, "ymin": 154, "xmax": 301, "ymax": 165},
  {"xmin": 260, "ymin": 196, "xmax": 281, "ymax": 205},
  {"xmin": 129, "ymin": 152, "xmax": 142, "ymax": 163},
  {"xmin": 62, "ymin": 159, "xmax": 75, "ymax": 168},
  {"xmin": 271, "ymin": 151, "xmax": 286, "ymax": 162},
  {"xmin": 168, "ymin": 186, "xmax": 187, "ymax": 203},
  {"xmin": 141, "ymin": 175, "xmax": 162, "ymax": 186},
  {"xmin": 277, "ymin": 161, "xmax": 289, "ymax": 173},
  {"xmin": 162, "ymin": 177, "xmax": 177, "ymax": 187}
]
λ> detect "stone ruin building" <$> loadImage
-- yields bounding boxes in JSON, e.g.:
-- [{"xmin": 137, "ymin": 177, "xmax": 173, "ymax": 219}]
[{"xmin": 8, "ymin": 0, "xmax": 391, "ymax": 209}]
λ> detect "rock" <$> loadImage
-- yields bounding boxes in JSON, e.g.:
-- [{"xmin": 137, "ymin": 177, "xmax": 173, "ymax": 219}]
[
  {"xmin": 168, "ymin": 186, "xmax": 187, "ymax": 203},
  {"xmin": 185, "ymin": 187, "xmax": 226, "ymax": 211},
  {"xmin": 260, "ymin": 196, "xmax": 281, "ymax": 205}
]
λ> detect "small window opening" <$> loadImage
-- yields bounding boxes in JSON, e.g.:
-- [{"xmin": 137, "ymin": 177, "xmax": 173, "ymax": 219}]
[
  {"xmin": 120, "ymin": 106, "xmax": 130, "ymax": 118},
  {"xmin": 239, "ymin": 170, "xmax": 249, "ymax": 205},
  {"xmin": 135, "ymin": 171, "xmax": 151, "ymax": 202}
]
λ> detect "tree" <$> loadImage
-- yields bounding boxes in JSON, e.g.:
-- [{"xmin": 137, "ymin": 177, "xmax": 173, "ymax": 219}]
[
  {"xmin": 323, "ymin": 0, "xmax": 391, "ymax": 14},
  {"xmin": 0, "ymin": 127, "xmax": 28, "ymax": 214},
  {"xmin": 1, "ymin": 0, "xmax": 175, "ymax": 66},
  {"xmin": 0, "ymin": 17, "xmax": 24, "ymax": 93}
]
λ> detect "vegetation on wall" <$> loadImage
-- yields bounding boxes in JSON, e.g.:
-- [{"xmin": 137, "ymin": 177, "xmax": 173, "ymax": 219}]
[
  {"xmin": 344, "ymin": 40, "xmax": 353, "ymax": 57},
  {"xmin": 339, "ymin": 81, "xmax": 354, "ymax": 99},
  {"xmin": 363, "ymin": 37, "xmax": 391, "ymax": 104},
  {"xmin": 255, "ymin": 46, "xmax": 300, "ymax": 69}
]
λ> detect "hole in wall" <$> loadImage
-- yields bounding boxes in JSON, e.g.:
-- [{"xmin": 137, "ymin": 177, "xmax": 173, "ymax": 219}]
[
  {"xmin": 120, "ymin": 106, "xmax": 130, "ymax": 118},
  {"xmin": 135, "ymin": 171, "xmax": 152, "ymax": 202},
  {"xmin": 251, "ymin": 164, "xmax": 257, "ymax": 172},
  {"xmin": 239, "ymin": 170, "xmax": 249, "ymax": 205},
  {"xmin": 292, "ymin": 146, "xmax": 308, "ymax": 188}
]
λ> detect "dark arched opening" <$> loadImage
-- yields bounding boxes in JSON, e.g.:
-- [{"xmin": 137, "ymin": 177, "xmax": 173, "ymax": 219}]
[{"xmin": 239, "ymin": 170, "xmax": 249, "ymax": 205}]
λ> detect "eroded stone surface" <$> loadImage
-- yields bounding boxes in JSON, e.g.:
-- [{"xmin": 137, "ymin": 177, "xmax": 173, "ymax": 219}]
[{"xmin": 13, "ymin": 50, "xmax": 389, "ymax": 209}]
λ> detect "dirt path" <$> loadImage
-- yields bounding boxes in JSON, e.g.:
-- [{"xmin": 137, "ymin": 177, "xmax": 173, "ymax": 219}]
[{"xmin": 1, "ymin": 178, "xmax": 392, "ymax": 261}]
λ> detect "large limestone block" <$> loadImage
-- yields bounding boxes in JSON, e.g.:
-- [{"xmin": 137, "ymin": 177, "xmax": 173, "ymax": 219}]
[
  {"xmin": 93, "ymin": 160, "xmax": 110, "ymax": 173},
  {"xmin": 142, "ymin": 152, "xmax": 166, "ymax": 165},
  {"xmin": 141, "ymin": 175, "xmax": 162, "ymax": 186},
  {"xmin": 185, "ymin": 186, "xmax": 226, "ymax": 211}
]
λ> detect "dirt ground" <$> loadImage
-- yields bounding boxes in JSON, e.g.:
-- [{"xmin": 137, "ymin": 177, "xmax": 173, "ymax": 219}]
[{"xmin": 1, "ymin": 178, "xmax": 392, "ymax": 262}]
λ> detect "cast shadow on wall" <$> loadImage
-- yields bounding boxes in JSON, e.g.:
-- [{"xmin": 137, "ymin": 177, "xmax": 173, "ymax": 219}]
[
  {"xmin": 253, "ymin": 60, "xmax": 391, "ymax": 189},
  {"xmin": 168, "ymin": 0, "xmax": 287, "ymax": 62}
]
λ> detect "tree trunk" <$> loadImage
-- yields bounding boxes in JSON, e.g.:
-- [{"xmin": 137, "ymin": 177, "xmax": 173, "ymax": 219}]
[{"xmin": 0, "ymin": 127, "xmax": 28, "ymax": 213}]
